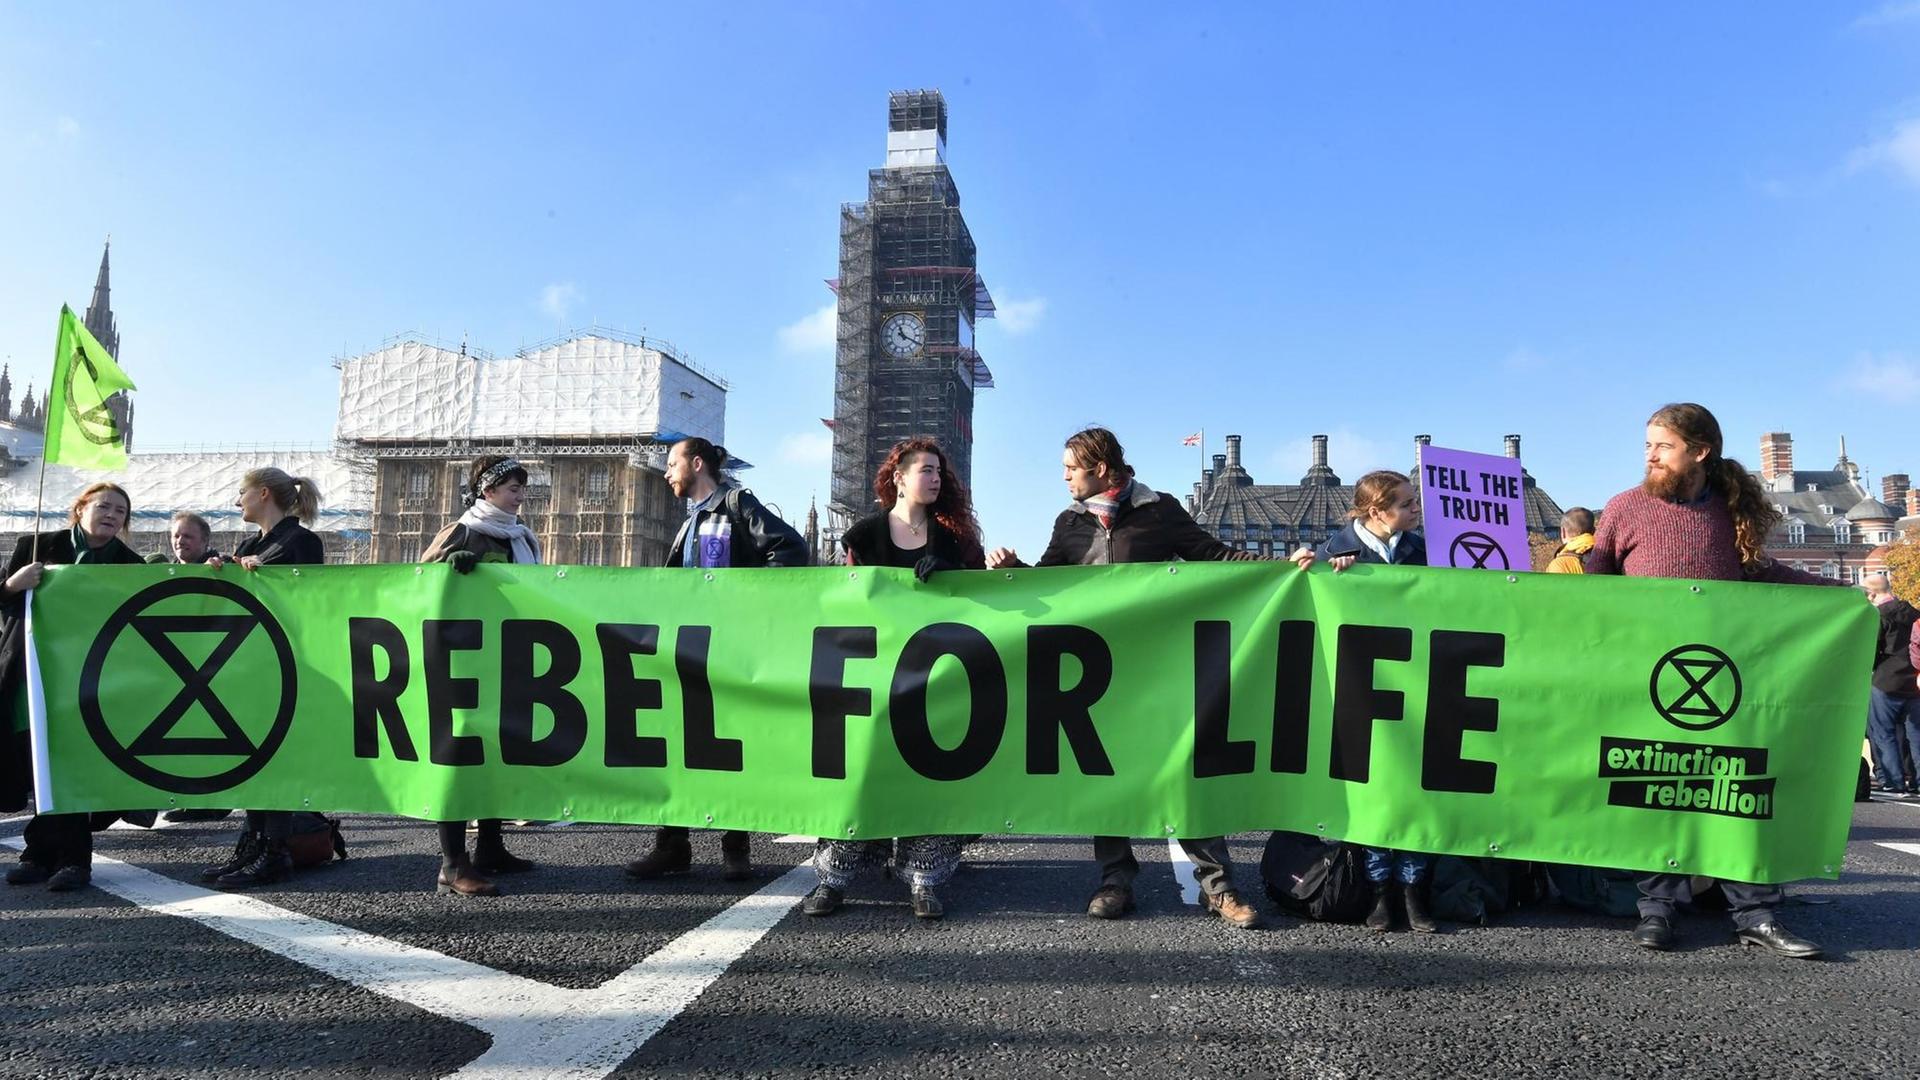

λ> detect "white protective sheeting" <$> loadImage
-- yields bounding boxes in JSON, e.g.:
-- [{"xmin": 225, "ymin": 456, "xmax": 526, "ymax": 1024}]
[
  {"xmin": 334, "ymin": 335, "xmax": 726, "ymax": 445},
  {"xmin": 0, "ymin": 449, "xmax": 371, "ymax": 539}
]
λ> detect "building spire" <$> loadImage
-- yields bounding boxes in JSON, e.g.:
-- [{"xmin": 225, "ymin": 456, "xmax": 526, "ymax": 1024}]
[{"xmin": 84, "ymin": 238, "xmax": 120, "ymax": 360}]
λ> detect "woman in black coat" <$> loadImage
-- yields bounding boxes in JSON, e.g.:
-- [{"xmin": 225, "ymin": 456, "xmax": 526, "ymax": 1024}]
[
  {"xmin": 196, "ymin": 466, "xmax": 325, "ymax": 890},
  {"xmin": 805, "ymin": 437, "xmax": 985, "ymax": 921},
  {"xmin": 3, "ymin": 482, "xmax": 147, "ymax": 892}
]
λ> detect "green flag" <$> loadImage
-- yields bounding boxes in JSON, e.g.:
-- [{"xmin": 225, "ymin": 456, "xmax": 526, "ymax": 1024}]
[{"xmin": 45, "ymin": 304, "xmax": 136, "ymax": 469}]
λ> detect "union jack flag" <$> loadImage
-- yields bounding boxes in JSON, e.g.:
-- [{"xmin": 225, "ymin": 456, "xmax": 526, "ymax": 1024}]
[{"xmin": 1181, "ymin": 432, "xmax": 1202, "ymax": 447}]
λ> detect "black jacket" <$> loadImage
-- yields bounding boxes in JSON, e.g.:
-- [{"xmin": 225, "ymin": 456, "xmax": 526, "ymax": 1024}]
[
  {"xmin": 1874, "ymin": 598, "xmax": 1918, "ymax": 697},
  {"xmin": 0, "ymin": 529, "xmax": 146, "ymax": 811},
  {"xmin": 1026, "ymin": 482, "xmax": 1254, "ymax": 567},
  {"xmin": 841, "ymin": 512, "xmax": 984, "ymax": 570},
  {"xmin": 1316, "ymin": 522, "xmax": 1428, "ymax": 566},
  {"xmin": 665, "ymin": 485, "xmax": 810, "ymax": 568},
  {"xmin": 233, "ymin": 516, "xmax": 324, "ymax": 566}
]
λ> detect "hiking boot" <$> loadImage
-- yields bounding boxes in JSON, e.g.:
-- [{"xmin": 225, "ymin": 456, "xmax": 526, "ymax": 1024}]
[
  {"xmin": 1404, "ymin": 885, "xmax": 1437, "ymax": 933},
  {"xmin": 1365, "ymin": 887, "xmax": 1393, "ymax": 932},
  {"xmin": 802, "ymin": 884, "xmax": 843, "ymax": 916},
  {"xmin": 1736, "ymin": 920, "xmax": 1822, "ymax": 959},
  {"xmin": 6, "ymin": 861, "xmax": 50, "ymax": 886},
  {"xmin": 1632, "ymin": 915, "xmax": 1675, "ymax": 951},
  {"xmin": 216, "ymin": 841, "xmax": 292, "ymax": 890},
  {"xmin": 720, "ymin": 848, "xmax": 753, "ymax": 882},
  {"xmin": 1202, "ymin": 888, "xmax": 1263, "ymax": 929},
  {"xmin": 471, "ymin": 843, "xmax": 533, "ymax": 875},
  {"xmin": 437, "ymin": 856, "xmax": 499, "ymax": 897},
  {"xmin": 200, "ymin": 831, "xmax": 262, "ymax": 882},
  {"xmin": 910, "ymin": 885, "xmax": 944, "ymax": 920},
  {"xmin": 46, "ymin": 865, "xmax": 91, "ymax": 892},
  {"xmin": 1086, "ymin": 884, "xmax": 1135, "ymax": 920},
  {"xmin": 623, "ymin": 843, "xmax": 692, "ymax": 880}
]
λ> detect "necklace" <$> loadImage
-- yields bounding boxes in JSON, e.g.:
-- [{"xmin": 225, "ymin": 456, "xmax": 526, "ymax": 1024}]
[{"xmin": 897, "ymin": 510, "xmax": 925, "ymax": 536}]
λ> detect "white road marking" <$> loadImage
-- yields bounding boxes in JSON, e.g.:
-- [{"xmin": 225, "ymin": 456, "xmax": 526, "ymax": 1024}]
[
  {"xmin": 3, "ymin": 836, "xmax": 815, "ymax": 1080},
  {"xmin": 1166, "ymin": 838, "xmax": 1202, "ymax": 906},
  {"xmin": 773, "ymin": 835, "xmax": 816, "ymax": 844},
  {"xmin": 1876, "ymin": 842, "xmax": 1920, "ymax": 858}
]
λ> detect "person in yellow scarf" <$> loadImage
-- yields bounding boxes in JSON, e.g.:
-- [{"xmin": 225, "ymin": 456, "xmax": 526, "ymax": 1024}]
[{"xmin": 1547, "ymin": 508, "xmax": 1595, "ymax": 574}]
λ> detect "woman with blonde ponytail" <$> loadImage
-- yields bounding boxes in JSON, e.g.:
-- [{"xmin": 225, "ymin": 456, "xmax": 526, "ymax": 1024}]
[{"xmin": 201, "ymin": 466, "xmax": 326, "ymax": 889}]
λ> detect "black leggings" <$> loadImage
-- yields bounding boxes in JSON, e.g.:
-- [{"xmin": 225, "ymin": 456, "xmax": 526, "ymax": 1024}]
[{"xmin": 437, "ymin": 819, "xmax": 503, "ymax": 862}]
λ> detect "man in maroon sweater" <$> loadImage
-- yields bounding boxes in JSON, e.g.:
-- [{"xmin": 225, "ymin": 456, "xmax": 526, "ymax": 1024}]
[{"xmin": 1585, "ymin": 403, "xmax": 1839, "ymax": 960}]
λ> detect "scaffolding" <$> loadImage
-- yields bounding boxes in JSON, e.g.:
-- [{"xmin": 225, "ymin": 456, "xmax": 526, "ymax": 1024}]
[
  {"xmin": 334, "ymin": 328, "xmax": 721, "ymax": 568},
  {"xmin": 826, "ymin": 89, "xmax": 996, "ymax": 530}
]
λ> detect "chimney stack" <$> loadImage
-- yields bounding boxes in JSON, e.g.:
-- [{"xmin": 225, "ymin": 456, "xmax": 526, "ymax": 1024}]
[
  {"xmin": 1311, "ymin": 434, "xmax": 1329, "ymax": 469},
  {"xmin": 1759, "ymin": 432, "xmax": 1793, "ymax": 485},
  {"xmin": 1225, "ymin": 434, "xmax": 1242, "ymax": 470},
  {"xmin": 1504, "ymin": 434, "xmax": 1522, "ymax": 459},
  {"xmin": 1883, "ymin": 473, "xmax": 1910, "ymax": 512}
]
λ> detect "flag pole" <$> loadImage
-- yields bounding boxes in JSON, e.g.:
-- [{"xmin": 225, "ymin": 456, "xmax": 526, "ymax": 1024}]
[{"xmin": 28, "ymin": 440, "xmax": 47, "ymax": 565}]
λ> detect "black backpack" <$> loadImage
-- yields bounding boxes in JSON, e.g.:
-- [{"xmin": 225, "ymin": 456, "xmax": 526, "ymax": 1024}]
[{"xmin": 1260, "ymin": 830, "xmax": 1371, "ymax": 922}]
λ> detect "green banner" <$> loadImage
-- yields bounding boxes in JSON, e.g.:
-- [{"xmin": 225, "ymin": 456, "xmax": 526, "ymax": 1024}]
[{"xmin": 27, "ymin": 562, "xmax": 1872, "ymax": 882}]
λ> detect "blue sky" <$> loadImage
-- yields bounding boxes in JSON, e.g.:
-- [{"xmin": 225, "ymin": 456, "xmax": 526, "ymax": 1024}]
[{"xmin": 2, "ymin": 3, "xmax": 1917, "ymax": 553}]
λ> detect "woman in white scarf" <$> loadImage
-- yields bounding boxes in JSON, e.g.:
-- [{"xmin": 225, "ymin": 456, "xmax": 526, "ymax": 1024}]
[{"xmin": 419, "ymin": 456, "xmax": 542, "ymax": 896}]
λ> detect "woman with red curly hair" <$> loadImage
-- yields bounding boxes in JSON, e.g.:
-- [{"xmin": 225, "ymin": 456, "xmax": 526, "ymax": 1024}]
[{"xmin": 804, "ymin": 437, "xmax": 983, "ymax": 920}]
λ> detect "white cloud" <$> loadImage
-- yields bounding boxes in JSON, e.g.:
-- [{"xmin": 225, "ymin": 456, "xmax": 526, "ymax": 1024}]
[
  {"xmin": 538, "ymin": 282, "xmax": 581, "ymax": 323},
  {"xmin": 778, "ymin": 429, "xmax": 833, "ymax": 466},
  {"xmin": 1503, "ymin": 346, "xmax": 1549, "ymax": 373},
  {"xmin": 1851, "ymin": 0, "xmax": 1920, "ymax": 28},
  {"xmin": 1844, "ymin": 117, "xmax": 1920, "ymax": 187},
  {"xmin": 777, "ymin": 303, "xmax": 837, "ymax": 354},
  {"xmin": 1844, "ymin": 351, "xmax": 1920, "ymax": 402},
  {"xmin": 994, "ymin": 296, "xmax": 1048, "ymax": 335}
]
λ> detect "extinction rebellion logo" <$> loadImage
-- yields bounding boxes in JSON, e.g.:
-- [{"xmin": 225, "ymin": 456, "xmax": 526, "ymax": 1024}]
[
  {"xmin": 1595, "ymin": 643, "xmax": 1775, "ymax": 821},
  {"xmin": 80, "ymin": 578, "xmax": 298, "ymax": 795}
]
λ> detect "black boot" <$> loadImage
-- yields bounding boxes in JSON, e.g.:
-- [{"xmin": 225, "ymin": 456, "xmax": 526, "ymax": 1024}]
[
  {"xmin": 216, "ymin": 840, "xmax": 292, "ymax": 890},
  {"xmin": 200, "ymin": 831, "xmax": 262, "ymax": 882},
  {"xmin": 1403, "ymin": 883, "xmax": 1437, "ymax": 933},
  {"xmin": 624, "ymin": 840, "xmax": 693, "ymax": 880},
  {"xmin": 472, "ymin": 824, "xmax": 533, "ymax": 875},
  {"xmin": 1365, "ymin": 884, "xmax": 1394, "ymax": 932}
]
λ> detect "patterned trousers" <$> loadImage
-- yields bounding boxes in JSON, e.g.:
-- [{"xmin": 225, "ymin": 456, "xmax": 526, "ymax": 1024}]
[{"xmin": 814, "ymin": 836, "xmax": 964, "ymax": 889}]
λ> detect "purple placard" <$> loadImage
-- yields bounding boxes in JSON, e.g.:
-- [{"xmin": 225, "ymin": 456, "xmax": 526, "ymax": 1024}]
[{"xmin": 1417, "ymin": 444, "xmax": 1530, "ymax": 571}]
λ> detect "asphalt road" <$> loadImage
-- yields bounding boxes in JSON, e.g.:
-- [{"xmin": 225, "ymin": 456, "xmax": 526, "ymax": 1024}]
[{"xmin": 3, "ymin": 800, "xmax": 1918, "ymax": 1079}]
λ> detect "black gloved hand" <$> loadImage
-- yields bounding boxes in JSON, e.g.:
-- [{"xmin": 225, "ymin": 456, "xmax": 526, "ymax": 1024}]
[
  {"xmin": 448, "ymin": 550, "xmax": 480, "ymax": 575},
  {"xmin": 913, "ymin": 553, "xmax": 954, "ymax": 583}
]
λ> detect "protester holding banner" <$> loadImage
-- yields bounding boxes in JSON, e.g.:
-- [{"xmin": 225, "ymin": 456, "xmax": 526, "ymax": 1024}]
[
  {"xmin": 2, "ymin": 482, "xmax": 148, "ymax": 892},
  {"xmin": 417, "ymin": 455, "xmax": 544, "ymax": 897},
  {"xmin": 807, "ymin": 437, "xmax": 983, "ymax": 920},
  {"xmin": 1864, "ymin": 573, "xmax": 1918, "ymax": 799},
  {"xmin": 625, "ymin": 436, "xmax": 810, "ymax": 884},
  {"xmin": 1303, "ymin": 470, "xmax": 1439, "ymax": 933},
  {"xmin": 1546, "ymin": 507, "xmax": 1595, "ymax": 574},
  {"xmin": 985, "ymin": 427, "xmax": 1265, "ymax": 929},
  {"xmin": 1586, "ymin": 402, "xmax": 1839, "ymax": 959},
  {"xmin": 199, "ymin": 467, "xmax": 327, "ymax": 890}
]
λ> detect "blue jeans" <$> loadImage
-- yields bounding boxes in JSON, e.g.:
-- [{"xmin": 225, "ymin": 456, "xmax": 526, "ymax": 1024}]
[
  {"xmin": 1364, "ymin": 848, "xmax": 1430, "ymax": 885},
  {"xmin": 1867, "ymin": 689, "xmax": 1920, "ymax": 791}
]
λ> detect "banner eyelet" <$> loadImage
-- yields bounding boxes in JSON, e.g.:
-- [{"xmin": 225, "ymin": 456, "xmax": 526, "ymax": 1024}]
[
  {"xmin": 704, "ymin": 572, "xmax": 715, "ymax": 582},
  {"xmin": 1167, "ymin": 566, "xmax": 1178, "ymax": 574},
  {"xmin": 1488, "ymin": 843, "xmax": 1500, "ymax": 852},
  {"xmin": 414, "ymin": 566, "xmax": 424, "ymax": 575},
  {"xmin": 555, "ymin": 570, "xmax": 568, "ymax": 579},
  {"xmin": 1666, "ymin": 858, "xmax": 1679, "ymax": 868},
  {"xmin": 1506, "ymin": 575, "xmax": 1517, "ymax": 583},
  {"xmin": 704, "ymin": 814, "xmax": 714, "ymax": 823},
  {"xmin": 291, "ymin": 568, "xmax": 301, "ymax": 577},
  {"xmin": 1690, "ymin": 586, "xmax": 1702, "ymax": 594}
]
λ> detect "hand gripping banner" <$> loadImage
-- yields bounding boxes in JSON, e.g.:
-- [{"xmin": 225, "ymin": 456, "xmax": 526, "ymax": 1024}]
[{"xmin": 25, "ymin": 562, "xmax": 1872, "ymax": 883}]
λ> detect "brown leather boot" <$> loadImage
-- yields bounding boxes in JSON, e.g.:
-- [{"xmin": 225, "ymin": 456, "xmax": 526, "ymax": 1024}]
[
  {"xmin": 436, "ymin": 855, "xmax": 498, "ymax": 897},
  {"xmin": 1202, "ymin": 888, "xmax": 1264, "ymax": 929}
]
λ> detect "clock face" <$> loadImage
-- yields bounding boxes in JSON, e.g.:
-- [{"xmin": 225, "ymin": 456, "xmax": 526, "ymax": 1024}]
[{"xmin": 880, "ymin": 311, "xmax": 925, "ymax": 358}]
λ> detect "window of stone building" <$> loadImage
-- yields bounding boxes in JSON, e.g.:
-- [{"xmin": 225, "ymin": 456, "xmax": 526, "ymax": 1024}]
[
  {"xmin": 1788, "ymin": 522, "xmax": 1806, "ymax": 544},
  {"xmin": 1833, "ymin": 521, "xmax": 1852, "ymax": 544},
  {"xmin": 579, "ymin": 534, "xmax": 604, "ymax": 565},
  {"xmin": 404, "ymin": 466, "xmax": 431, "ymax": 505},
  {"xmin": 585, "ymin": 464, "xmax": 612, "ymax": 505},
  {"xmin": 523, "ymin": 465, "xmax": 551, "ymax": 504},
  {"xmin": 398, "ymin": 534, "xmax": 423, "ymax": 562}
]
